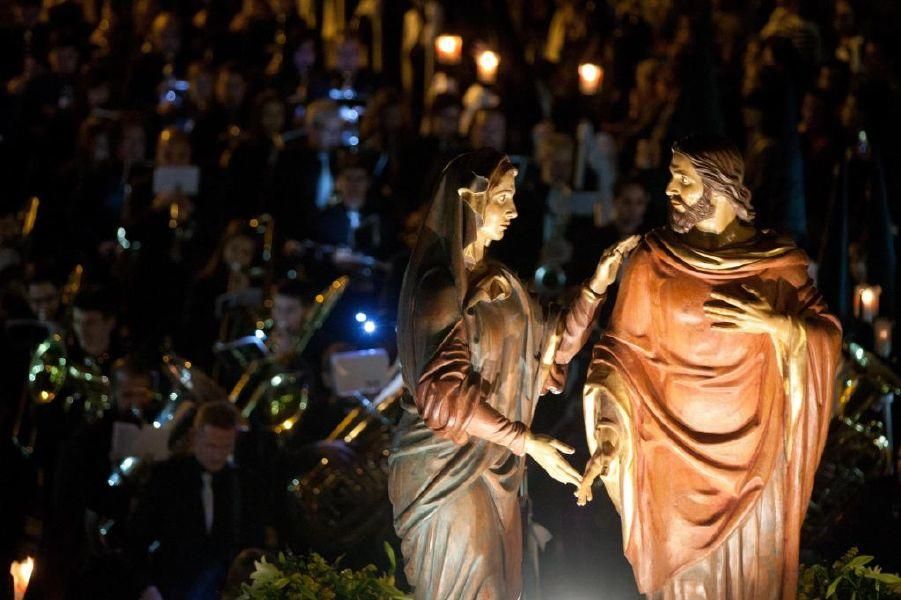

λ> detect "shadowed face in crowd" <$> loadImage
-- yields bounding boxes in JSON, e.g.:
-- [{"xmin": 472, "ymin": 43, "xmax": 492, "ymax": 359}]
[
  {"xmin": 194, "ymin": 424, "xmax": 236, "ymax": 473},
  {"xmin": 336, "ymin": 166, "xmax": 370, "ymax": 210},
  {"xmin": 308, "ymin": 112, "xmax": 342, "ymax": 151},
  {"xmin": 470, "ymin": 111, "xmax": 507, "ymax": 152},
  {"xmin": 614, "ymin": 183, "xmax": 649, "ymax": 234},
  {"xmin": 272, "ymin": 293, "xmax": 306, "ymax": 334},
  {"xmin": 223, "ymin": 234, "xmax": 255, "ymax": 272},
  {"xmin": 260, "ymin": 100, "xmax": 286, "ymax": 136},
  {"xmin": 113, "ymin": 370, "xmax": 154, "ymax": 416},
  {"xmin": 27, "ymin": 281, "xmax": 61, "ymax": 322},
  {"xmin": 72, "ymin": 308, "xmax": 116, "ymax": 357},
  {"xmin": 156, "ymin": 131, "xmax": 191, "ymax": 166}
]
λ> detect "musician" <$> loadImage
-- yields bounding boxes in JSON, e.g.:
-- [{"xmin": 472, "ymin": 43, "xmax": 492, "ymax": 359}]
[
  {"xmin": 268, "ymin": 278, "xmax": 315, "ymax": 358},
  {"xmin": 129, "ymin": 401, "xmax": 268, "ymax": 600},
  {"xmin": 25, "ymin": 267, "xmax": 62, "ymax": 326},
  {"xmin": 270, "ymin": 99, "xmax": 343, "ymax": 245},
  {"xmin": 222, "ymin": 89, "xmax": 289, "ymax": 221},
  {"xmin": 70, "ymin": 286, "xmax": 123, "ymax": 370},
  {"xmin": 183, "ymin": 219, "xmax": 260, "ymax": 369},
  {"xmin": 22, "ymin": 288, "xmax": 122, "ymax": 462},
  {"xmin": 121, "ymin": 126, "xmax": 206, "ymax": 348},
  {"xmin": 32, "ymin": 357, "xmax": 158, "ymax": 598},
  {"xmin": 313, "ymin": 151, "xmax": 397, "ymax": 264},
  {"xmin": 27, "ymin": 286, "xmax": 123, "ymax": 508}
]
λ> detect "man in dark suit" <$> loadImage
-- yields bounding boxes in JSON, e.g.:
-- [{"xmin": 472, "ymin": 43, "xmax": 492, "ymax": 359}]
[
  {"xmin": 270, "ymin": 99, "xmax": 343, "ymax": 245},
  {"xmin": 129, "ymin": 401, "xmax": 267, "ymax": 600},
  {"xmin": 313, "ymin": 151, "xmax": 395, "ymax": 261}
]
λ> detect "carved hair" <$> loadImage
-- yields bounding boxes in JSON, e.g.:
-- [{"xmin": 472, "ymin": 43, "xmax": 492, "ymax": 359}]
[{"xmin": 672, "ymin": 135, "xmax": 755, "ymax": 223}]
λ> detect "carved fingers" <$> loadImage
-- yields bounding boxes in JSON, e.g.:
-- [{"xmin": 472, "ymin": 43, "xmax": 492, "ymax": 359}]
[
  {"xmin": 590, "ymin": 234, "xmax": 642, "ymax": 294},
  {"xmin": 704, "ymin": 288, "xmax": 770, "ymax": 334},
  {"xmin": 575, "ymin": 449, "xmax": 610, "ymax": 506},
  {"xmin": 525, "ymin": 433, "xmax": 581, "ymax": 487}
]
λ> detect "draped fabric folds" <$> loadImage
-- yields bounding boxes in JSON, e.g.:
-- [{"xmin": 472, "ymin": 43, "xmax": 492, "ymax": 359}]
[
  {"xmin": 390, "ymin": 150, "xmax": 604, "ymax": 599},
  {"xmin": 586, "ymin": 228, "xmax": 841, "ymax": 599}
]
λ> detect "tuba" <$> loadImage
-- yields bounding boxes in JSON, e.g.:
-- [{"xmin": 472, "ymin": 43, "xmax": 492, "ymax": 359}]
[{"xmin": 285, "ymin": 366, "xmax": 404, "ymax": 555}]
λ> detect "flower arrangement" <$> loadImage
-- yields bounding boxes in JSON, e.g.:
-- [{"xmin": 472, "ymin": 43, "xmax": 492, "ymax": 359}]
[{"xmin": 237, "ymin": 545, "xmax": 408, "ymax": 600}]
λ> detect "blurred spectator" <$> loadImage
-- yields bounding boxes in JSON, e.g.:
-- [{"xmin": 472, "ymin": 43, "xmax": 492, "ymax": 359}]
[
  {"xmin": 566, "ymin": 176, "xmax": 650, "ymax": 283},
  {"xmin": 128, "ymin": 401, "xmax": 268, "ymax": 600},
  {"xmin": 25, "ymin": 265, "xmax": 62, "ymax": 325},
  {"xmin": 270, "ymin": 98, "xmax": 342, "ymax": 245},
  {"xmin": 314, "ymin": 151, "xmax": 396, "ymax": 262},
  {"xmin": 223, "ymin": 89, "xmax": 289, "ymax": 219},
  {"xmin": 184, "ymin": 219, "xmax": 260, "ymax": 369}
]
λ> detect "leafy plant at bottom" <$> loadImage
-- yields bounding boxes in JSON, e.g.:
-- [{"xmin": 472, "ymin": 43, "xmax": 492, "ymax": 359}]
[{"xmin": 799, "ymin": 548, "xmax": 901, "ymax": 599}]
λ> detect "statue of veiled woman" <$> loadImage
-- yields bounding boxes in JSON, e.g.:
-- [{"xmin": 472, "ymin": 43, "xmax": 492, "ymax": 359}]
[{"xmin": 389, "ymin": 149, "xmax": 638, "ymax": 599}]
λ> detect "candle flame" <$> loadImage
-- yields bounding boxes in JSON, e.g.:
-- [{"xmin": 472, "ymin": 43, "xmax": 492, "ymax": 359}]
[
  {"xmin": 579, "ymin": 63, "xmax": 602, "ymax": 83},
  {"xmin": 861, "ymin": 288, "xmax": 875, "ymax": 304},
  {"xmin": 435, "ymin": 35, "xmax": 463, "ymax": 64},
  {"xmin": 578, "ymin": 63, "xmax": 604, "ymax": 94},
  {"xmin": 477, "ymin": 50, "xmax": 499, "ymax": 71},
  {"xmin": 10, "ymin": 557, "xmax": 35, "ymax": 600}
]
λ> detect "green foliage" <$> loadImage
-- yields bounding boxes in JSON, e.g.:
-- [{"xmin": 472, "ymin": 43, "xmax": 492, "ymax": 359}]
[
  {"xmin": 799, "ymin": 548, "xmax": 901, "ymax": 599},
  {"xmin": 238, "ymin": 546, "xmax": 409, "ymax": 600}
]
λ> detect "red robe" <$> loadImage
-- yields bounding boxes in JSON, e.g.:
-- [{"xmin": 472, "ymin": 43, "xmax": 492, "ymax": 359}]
[{"xmin": 587, "ymin": 229, "xmax": 841, "ymax": 598}]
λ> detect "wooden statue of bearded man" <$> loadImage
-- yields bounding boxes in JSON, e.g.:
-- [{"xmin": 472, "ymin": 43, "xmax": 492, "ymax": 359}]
[{"xmin": 577, "ymin": 134, "xmax": 841, "ymax": 600}]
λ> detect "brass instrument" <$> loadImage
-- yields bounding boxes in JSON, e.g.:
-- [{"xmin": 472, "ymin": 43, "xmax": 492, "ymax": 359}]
[
  {"xmin": 27, "ymin": 333, "xmax": 111, "ymax": 421},
  {"xmin": 285, "ymin": 367, "xmax": 404, "ymax": 554},
  {"xmin": 229, "ymin": 276, "xmax": 350, "ymax": 432},
  {"xmin": 213, "ymin": 215, "xmax": 278, "ymax": 353},
  {"xmin": 20, "ymin": 196, "xmax": 39, "ymax": 239}
]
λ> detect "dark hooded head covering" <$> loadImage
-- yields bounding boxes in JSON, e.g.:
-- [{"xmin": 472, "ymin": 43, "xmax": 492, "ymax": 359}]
[{"xmin": 396, "ymin": 148, "xmax": 515, "ymax": 392}]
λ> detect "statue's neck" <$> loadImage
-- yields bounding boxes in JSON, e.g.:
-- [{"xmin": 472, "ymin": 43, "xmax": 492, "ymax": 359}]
[
  {"xmin": 463, "ymin": 239, "xmax": 487, "ymax": 270},
  {"xmin": 681, "ymin": 219, "xmax": 756, "ymax": 250}
]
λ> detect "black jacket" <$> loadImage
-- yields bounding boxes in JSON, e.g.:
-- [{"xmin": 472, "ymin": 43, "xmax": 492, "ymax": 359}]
[{"xmin": 127, "ymin": 455, "xmax": 266, "ymax": 599}]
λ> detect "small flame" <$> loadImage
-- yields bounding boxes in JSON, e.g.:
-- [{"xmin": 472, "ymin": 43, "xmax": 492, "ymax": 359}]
[
  {"xmin": 476, "ymin": 50, "xmax": 500, "ymax": 84},
  {"xmin": 435, "ymin": 35, "xmax": 463, "ymax": 64},
  {"xmin": 477, "ymin": 50, "xmax": 499, "ymax": 71},
  {"xmin": 10, "ymin": 557, "xmax": 35, "ymax": 600},
  {"xmin": 578, "ymin": 63, "xmax": 604, "ymax": 94}
]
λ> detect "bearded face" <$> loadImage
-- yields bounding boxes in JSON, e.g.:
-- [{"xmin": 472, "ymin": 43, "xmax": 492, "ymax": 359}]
[
  {"xmin": 669, "ymin": 190, "xmax": 716, "ymax": 233},
  {"xmin": 666, "ymin": 152, "xmax": 716, "ymax": 233}
]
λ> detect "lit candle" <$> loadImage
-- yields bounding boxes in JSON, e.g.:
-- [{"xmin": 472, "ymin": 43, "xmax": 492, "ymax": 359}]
[
  {"xmin": 578, "ymin": 63, "xmax": 604, "ymax": 95},
  {"xmin": 476, "ymin": 50, "xmax": 500, "ymax": 84},
  {"xmin": 434, "ymin": 35, "xmax": 463, "ymax": 65},
  {"xmin": 10, "ymin": 557, "xmax": 34, "ymax": 600},
  {"xmin": 874, "ymin": 317, "xmax": 893, "ymax": 358},
  {"xmin": 854, "ymin": 284, "xmax": 881, "ymax": 323}
]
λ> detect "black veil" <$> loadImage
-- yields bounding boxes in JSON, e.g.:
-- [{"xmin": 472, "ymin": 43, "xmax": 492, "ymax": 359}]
[{"xmin": 396, "ymin": 148, "xmax": 510, "ymax": 393}]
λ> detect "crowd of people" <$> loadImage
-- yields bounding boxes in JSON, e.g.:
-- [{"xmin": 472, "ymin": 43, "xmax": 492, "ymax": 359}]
[{"xmin": 0, "ymin": 0, "xmax": 898, "ymax": 598}]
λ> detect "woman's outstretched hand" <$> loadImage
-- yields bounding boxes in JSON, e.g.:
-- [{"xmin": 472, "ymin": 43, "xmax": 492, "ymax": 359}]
[
  {"xmin": 525, "ymin": 431, "xmax": 581, "ymax": 487},
  {"xmin": 589, "ymin": 235, "xmax": 642, "ymax": 295}
]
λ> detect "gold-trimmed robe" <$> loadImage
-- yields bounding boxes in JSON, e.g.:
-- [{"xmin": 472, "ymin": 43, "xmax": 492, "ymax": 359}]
[{"xmin": 586, "ymin": 229, "xmax": 841, "ymax": 599}]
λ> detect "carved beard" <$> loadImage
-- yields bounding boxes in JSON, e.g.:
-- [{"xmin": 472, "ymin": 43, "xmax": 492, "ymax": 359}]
[{"xmin": 669, "ymin": 191, "xmax": 716, "ymax": 233}]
